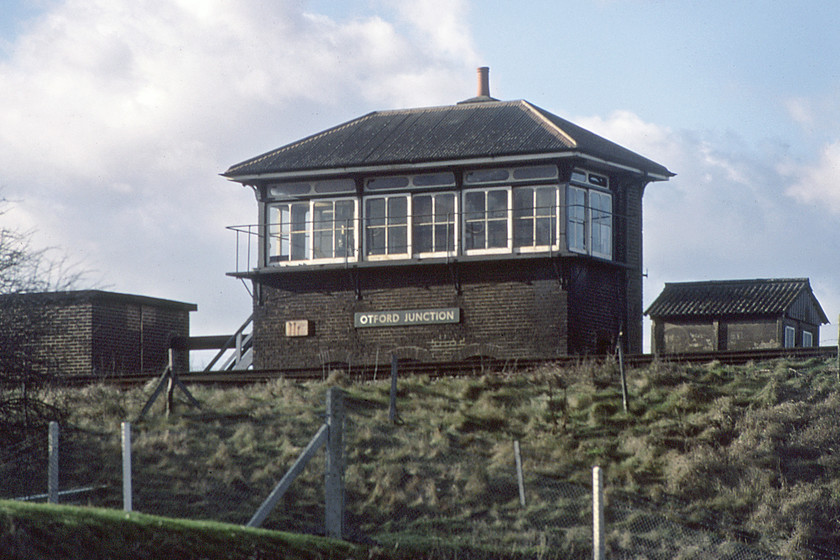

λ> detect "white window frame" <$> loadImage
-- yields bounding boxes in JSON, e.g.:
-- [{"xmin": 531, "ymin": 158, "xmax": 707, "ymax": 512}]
[
  {"xmin": 566, "ymin": 170, "xmax": 613, "ymax": 260},
  {"xmin": 512, "ymin": 185, "xmax": 560, "ymax": 253},
  {"xmin": 364, "ymin": 194, "xmax": 411, "ymax": 260},
  {"xmin": 412, "ymin": 191, "xmax": 457, "ymax": 258},
  {"xmin": 462, "ymin": 187, "xmax": 512, "ymax": 255},
  {"xmin": 784, "ymin": 325, "xmax": 796, "ymax": 348},
  {"xmin": 267, "ymin": 198, "xmax": 358, "ymax": 265},
  {"xmin": 802, "ymin": 330, "xmax": 813, "ymax": 347}
]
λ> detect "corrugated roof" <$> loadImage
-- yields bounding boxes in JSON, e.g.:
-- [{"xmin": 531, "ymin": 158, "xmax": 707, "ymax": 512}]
[
  {"xmin": 223, "ymin": 100, "xmax": 673, "ymax": 179},
  {"xmin": 645, "ymin": 278, "xmax": 828, "ymax": 323}
]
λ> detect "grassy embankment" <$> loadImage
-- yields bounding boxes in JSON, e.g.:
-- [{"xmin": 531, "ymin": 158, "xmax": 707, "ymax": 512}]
[{"xmin": 2, "ymin": 355, "xmax": 839, "ymax": 559}]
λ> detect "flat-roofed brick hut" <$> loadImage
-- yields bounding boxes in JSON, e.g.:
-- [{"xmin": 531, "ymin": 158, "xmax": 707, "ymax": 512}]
[
  {"xmin": 224, "ymin": 68, "xmax": 673, "ymax": 369},
  {"xmin": 0, "ymin": 290, "xmax": 196, "ymax": 376}
]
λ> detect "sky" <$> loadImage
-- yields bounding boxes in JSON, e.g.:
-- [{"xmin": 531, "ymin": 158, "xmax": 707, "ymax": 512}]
[{"xmin": 1, "ymin": 0, "xmax": 839, "ymax": 354}]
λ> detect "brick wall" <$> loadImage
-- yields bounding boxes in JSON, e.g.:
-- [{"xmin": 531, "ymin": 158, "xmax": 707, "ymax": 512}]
[
  {"xmin": 0, "ymin": 292, "xmax": 193, "ymax": 378},
  {"xmin": 254, "ymin": 258, "xmax": 603, "ymax": 369}
]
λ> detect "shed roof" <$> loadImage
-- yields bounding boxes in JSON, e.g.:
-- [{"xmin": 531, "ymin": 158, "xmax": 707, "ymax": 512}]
[
  {"xmin": 0, "ymin": 290, "xmax": 197, "ymax": 312},
  {"xmin": 223, "ymin": 100, "xmax": 674, "ymax": 181},
  {"xmin": 645, "ymin": 278, "xmax": 828, "ymax": 323}
]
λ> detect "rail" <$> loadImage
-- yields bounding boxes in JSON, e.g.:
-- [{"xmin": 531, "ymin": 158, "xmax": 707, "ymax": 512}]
[{"xmin": 56, "ymin": 345, "xmax": 837, "ymax": 388}]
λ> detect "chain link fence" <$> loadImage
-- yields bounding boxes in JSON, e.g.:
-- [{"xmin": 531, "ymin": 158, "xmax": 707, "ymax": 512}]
[{"xmin": 0, "ymin": 388, "xmax": 834, "ymax": 560}]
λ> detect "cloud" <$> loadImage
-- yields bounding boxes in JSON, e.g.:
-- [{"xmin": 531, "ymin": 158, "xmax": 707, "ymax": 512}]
[
  {"xmin": 784, "ymin": 140, "xmax": 840, "ymax": 214},
  {"xmin": 0, "ymin": 0, "xmax": 479, "ymax": 335},
  {"xmin": 577, "ymin": 110, "xmax": 840, "ymax": 345}
]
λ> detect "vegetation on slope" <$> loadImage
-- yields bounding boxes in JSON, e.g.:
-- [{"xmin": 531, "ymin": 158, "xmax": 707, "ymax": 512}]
[{"xmin": 2, "ymin": 356, "xmax": 838, "ymax": 559}]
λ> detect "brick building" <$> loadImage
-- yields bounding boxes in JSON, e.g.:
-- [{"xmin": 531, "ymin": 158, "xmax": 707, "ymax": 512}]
[
  {"xmin": 646, "ymin": 278, "xmax": 828, "ymax": 354},
  {"xmin": 0, "ymin": 290, "xmax": 196, "ymax": 377},
  {"xmin": 224, "ymin": 68, "xmax": 673, "ymax": 369}
]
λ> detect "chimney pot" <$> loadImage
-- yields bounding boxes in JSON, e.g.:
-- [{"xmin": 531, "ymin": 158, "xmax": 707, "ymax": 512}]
[{"xmin": 477, "ymin": 67, "xmax": 490, "ymax": 98}]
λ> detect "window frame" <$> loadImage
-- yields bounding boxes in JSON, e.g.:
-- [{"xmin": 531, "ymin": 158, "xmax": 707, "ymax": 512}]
[
  {"xmin": 266, "ymin": 197, "xmax": 359, "ymax": 265},
  {"xmin": 566, "ymin": 170, "xmax": 613, "ymax": 260},
  {"xmin": 462, "ymin": 187, "xmax": 512, "ymax": 255},
  {"xmin": 784, "ymin": 325, "xmax": 796, "ymax": 348},
  {"xmin": 512, "ymin": 185, "xmax": 560, "ymax": 253},
  {"xmin": 802, "ymin": 330, "xmax": 814, "ymax": 347},
  {"xmin": 412, "ymin": 191, "xmax": 458, "ymax": 258},
  {"xmin": 364, "ymin": 193, "xmax": 411, "ymax": 260}
]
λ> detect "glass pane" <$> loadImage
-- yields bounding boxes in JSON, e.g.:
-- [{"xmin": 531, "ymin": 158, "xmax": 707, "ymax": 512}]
[
  {"xmin": 464, "ymin": 191, "xmax": 485, "ymax": 217},
  {"xmin": 415, "ymin": 225, "xmax": 432, "ymax": 253},
  {"xmin": 290, "ymin": 204, "xmax": 310, "ymax": 260},
  {"xmin": 465, "ymin": 221, "xmax": 485, "ymax": 250},
  {"xmin": 536, "ymin": 188, "xmax": 556, "ymax": 217},
  {"xmin": 389, "ymin": 224, "xmax": 407, "ymax": 254},
  {"xmin": 366, "ymin": 198, "xmax": 385, "ymax": 227},
  {"xmin": 513, "ymin": 188, "xmax": 533, "ymax": 219},
  {"xmin": 388, "ymin": 196, "xmax": 407, "ymax": 225},
  {"xmin": 414, "ymin": 195, "xmax": 432, "ymax": 224},
  {"xmin": 512, "ymin": 165, "xmax": 557, "ymax": 180},
  {"xmin": 514, "ymin": 216, "xmax": 533, "ymax": 247},
  {"xmin": 435, "ymin": 223, "xmax": 453, "ymax": 252},
  {"xmin": 488, "ymin": 220, "xmax": 507, "ymax": 248},
  {"xmin": 435, "ymin": 193, "xmax": 455, "ymax": 220},
  {"xmin": 535, "ymin": 217, "xmax": 553, "ymax": 246},
  {"xmin": 487, "ymin": 190, "xmax": 507, "ymax": 218},
  {"xmin": 367, "ymin": 227, "xmax": 385, "ymax": 255}
]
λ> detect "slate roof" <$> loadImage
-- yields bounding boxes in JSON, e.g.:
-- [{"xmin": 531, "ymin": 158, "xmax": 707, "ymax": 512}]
[
  {"xmin": 223, "ymin": 100, "xmax": 674, "ymax": 180},
  {"xmin": 645, "ymin": 278, "xmax": 828, "ymax": 323}
]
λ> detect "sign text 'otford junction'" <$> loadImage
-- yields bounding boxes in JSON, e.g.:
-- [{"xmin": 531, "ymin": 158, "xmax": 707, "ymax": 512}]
[{"xmin": 354, "ymin": 308, "xmax": 460, "ymax": 328}]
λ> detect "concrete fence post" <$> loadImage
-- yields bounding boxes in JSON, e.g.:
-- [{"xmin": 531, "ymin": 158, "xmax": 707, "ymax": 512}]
[
  {"xmin": 389, "ymin": 354, "xmax": 399, "ymax": 423},
  {"xmin": 593, "ymin": 465, "xmax": 605, "ymax": 560},
  {"xmin": 121, "ymin": 422, "xmax": 133, "ymax": 512},
  {"xmin": 325, "ymin": 388, "xmax": 345, "ymax": 539},
  {"xmin": 48, "ymin": 422, "xmax": 59, "ymax": 504},
  {"xmin": 514, "ymin": 440, "xmax": 526, "ymax": 507}
]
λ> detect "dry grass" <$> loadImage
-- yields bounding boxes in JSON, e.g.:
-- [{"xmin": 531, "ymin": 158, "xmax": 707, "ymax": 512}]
[{"xmin": 4, "ymin": 356, "xmax": 838, "ymax": 559}]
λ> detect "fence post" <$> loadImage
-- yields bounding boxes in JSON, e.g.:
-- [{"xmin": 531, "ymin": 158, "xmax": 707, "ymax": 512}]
[
  {"xmin": 389, "ymin": 354, "xmax": 399, "ymax": 423},
  {"xmin": 48, "ymin": 422, "xmax": 59, "ymax": 504},
  {"xmin": 514, "ymin": 440, "xmax": 526, "ymax": 507},
  {"xmin": 618, "ymin": 331, "xmax": 628, "ymax": 413},
  {"xmin": 325, "ymin": 388, "xmax": 345, "ymax": 540},
  {"xmin": 593, "ymin": 465, "xmax": 605, "ymax": 560},
  {"xmin": 122, "ymin": 422, "xmax": 132, "ymax": 512}
]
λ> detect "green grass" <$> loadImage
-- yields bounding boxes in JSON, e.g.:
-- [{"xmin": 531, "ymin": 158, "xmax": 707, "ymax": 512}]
[
  {"xmin": 0, "ymin": 500, "xmax": 361, "ymax": 560},
  {"xmin": 3, "ymin": 356, "xmax": 840, "ymax": 559}
]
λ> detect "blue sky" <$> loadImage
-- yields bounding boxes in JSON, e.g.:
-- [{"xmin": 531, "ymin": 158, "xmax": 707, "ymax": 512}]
[{"xmin": 1, "ymin": 0, "xmax": 839, "ymax": 351}]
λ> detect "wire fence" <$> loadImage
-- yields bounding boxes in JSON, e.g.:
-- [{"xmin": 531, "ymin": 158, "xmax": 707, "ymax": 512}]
[{"xmin": 0, "ymin": 393, "xmax": 832, "ymax": 560}]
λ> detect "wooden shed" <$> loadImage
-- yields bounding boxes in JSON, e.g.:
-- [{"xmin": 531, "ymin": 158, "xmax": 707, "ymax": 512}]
[{"xmin": 646, "ymin": 278, "xmax": 828, "ymax": 354}]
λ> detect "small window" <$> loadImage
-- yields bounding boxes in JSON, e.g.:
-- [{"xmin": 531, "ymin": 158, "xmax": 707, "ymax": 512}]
[
  {"xmin": 268, "ymin": 182, "xmax": 311, "ymax": 198},
  {"xmin": 464, "ymin": 168, "xmax": 510, "ymax": 185},
  {"xmin": 512, "ymin": 165, "xmax": 558, "ymax": 181},
  {"xmin": 802, "ymin": 330, "xmax": 814, "ymax": 347},
  {"xmin": 412, "ymin": 172, "xmax": 456, "ymax": 188},
  {"xmin": 463, "ymin": 188, "xmax": 510, "ymax": 252},
  {"xmin": 365, "ymin": 195, "xmax": 409, "ymax": 257},
  {"xmin": 365, "ymin": 176, "xmax": 411, "ymax": 191},
  {"xmin": 413, "ymin": 192, "xmax": 456, "ymax": 256},
  {"xmin": 313, "ymin": 178, "xmax": 355, "ymax": 194},
  {"xmin": 784, "ymin": 326, "xmax": 796, "ymax": 348},
  {"xmin": 513, "ymin": 186, "xmax": 558, "ymax": 249},
  {"xmin": 566, "ymin": 170, "xmax": 612, "ymax": 259}
]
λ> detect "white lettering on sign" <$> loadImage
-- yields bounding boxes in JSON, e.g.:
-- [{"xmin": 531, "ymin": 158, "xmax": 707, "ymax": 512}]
[
  {"xmin": 354, "ymin": 308, "xmax": 460, "ymax": 328},
  {"xmin": 285, "ymin": 320, "xmax": 310, "ymax": 337}
]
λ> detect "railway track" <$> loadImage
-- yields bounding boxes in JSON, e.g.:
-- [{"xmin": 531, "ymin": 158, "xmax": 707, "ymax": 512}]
[{"xmin": 59, "ymin": 345, "xmax": 838, "ymax": 388}]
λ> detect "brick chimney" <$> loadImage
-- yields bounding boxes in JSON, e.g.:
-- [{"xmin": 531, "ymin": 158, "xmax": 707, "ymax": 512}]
[
  {"xmin": 477, "ymin": 66, "xmax": 490, "ymax": 98},
  {"xmin": 457, "ymin": 67, "xmax": 498, "ymax": 104}
]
